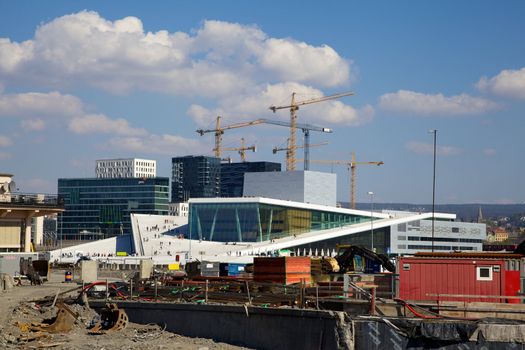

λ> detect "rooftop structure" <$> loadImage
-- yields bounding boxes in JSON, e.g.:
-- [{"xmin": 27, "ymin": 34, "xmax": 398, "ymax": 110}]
[
  {"xmin": 243, "ymin": 170, "xmax": 337, "ymax": 206},
  {"xmin": 221, "ymin": 161, "xmax": 281, "ymax": 198},
  {"xmin": 96, "ymin": 158, "xmax": 156, "ymax": 179}
]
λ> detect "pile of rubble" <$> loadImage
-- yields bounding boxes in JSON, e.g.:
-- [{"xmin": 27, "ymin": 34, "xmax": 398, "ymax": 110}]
[{"xmin": 0, "ymin": 288, "xmax": 250, "ymax": 350}]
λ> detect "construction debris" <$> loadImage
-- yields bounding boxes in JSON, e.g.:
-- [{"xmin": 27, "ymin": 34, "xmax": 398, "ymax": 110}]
[{"xmin": 88, "ymin": 303, "xmax": 128, "ymax": 334}]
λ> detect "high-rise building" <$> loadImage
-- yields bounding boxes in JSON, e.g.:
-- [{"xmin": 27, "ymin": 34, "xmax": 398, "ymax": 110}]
[
  {"xmin": 171, "ymin": 156, "xmax": 221, "ymax": 203},
  {"xmin": 96, "ymin": 158, "xmax": 156, "ymax": 179},
  {"xmin": 220, "ymin": 161, "xmax": 281, "ymax": 197},
  {"xmin": 57, "ymin": 177, "xmax": 169, "ymax": 240}
]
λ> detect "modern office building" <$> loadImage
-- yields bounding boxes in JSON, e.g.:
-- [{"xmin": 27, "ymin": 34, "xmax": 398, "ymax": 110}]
[
  {"xmin": 57, "ymin": 177, "xmax": 169, "ymax": 240},
  {"xmin": 171, "ymin": 156, "xmax": 221, "ymax": 203},
  {"xmin": 96, "ymin": 158, "xmax": 156, "ymax": 179},
  {"xmin": 220, "ymin": 161, "xmax": 281, "ymax": 197}
]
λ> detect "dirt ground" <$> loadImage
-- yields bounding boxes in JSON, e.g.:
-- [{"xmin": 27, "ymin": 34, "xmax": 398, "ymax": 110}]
[{"xmin": 0, "ymin": 274, "xmax": 251, "ymax": 350}]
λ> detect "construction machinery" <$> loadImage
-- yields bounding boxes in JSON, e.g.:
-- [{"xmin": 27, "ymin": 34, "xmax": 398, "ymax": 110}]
[
  {"xmin": 334, "ymin": 245, "xmax": 395, "ymax": 273},
  {"xmin": 221, "ymin": 138, "xmax": 256, "ymax": 162},
  {"xmin": 269, "ymin": 91, "xmax": 354, "ymax": 171},
  {"xmin": 196, "ymin": 117, "xmax": 331, "ymax": 168},
  {"xmin": 309, "ymin": 152, "xmax": 384, "ymax": 209}
]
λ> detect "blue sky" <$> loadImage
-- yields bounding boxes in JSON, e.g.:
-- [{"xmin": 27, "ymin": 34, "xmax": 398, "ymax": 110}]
[{"xmin": 0, "ymin": 1, "xmax": 524, "ymax": 204}]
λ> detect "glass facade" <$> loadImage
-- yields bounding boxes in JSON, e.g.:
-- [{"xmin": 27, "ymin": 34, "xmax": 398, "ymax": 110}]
[
  {"xmin": 58, "ymin": 177, "xmax": 169, "ymax": 240},
  {"xmin": 293, "ymin": 229, "xmax": 391, "ymax": 255},
  {"xmin": 171, "ymin": 156, "xmax": 221, "ymax": 203},
  {"xmin": 189, "ymin": 202, "xmax": 372, "ymax": 243}
]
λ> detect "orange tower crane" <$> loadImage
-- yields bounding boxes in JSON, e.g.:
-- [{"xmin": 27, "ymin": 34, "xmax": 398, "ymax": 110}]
[
  {"xmin": 308, "ymin": 152, "xmax": 384, "ymax": 209},
  {"xmin": 269, "ymin": 91, "xmax": 354, "ymax": 171}
]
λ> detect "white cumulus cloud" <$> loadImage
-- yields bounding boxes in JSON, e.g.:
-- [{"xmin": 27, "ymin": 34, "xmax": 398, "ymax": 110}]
[
  {"xmin": 0, "ymin": 91, "xmax": 146, "ymax": 138},
  {"xmin": 188, "ymin": 82, "xmax": 370, "ymax": 127},
  {"xmin": 379, "ymin": 90, "xmax": 498, "ymax": 115},
  {"xmin": 0, "ymin": 91, "xmax": 83, "ymax": 118},
  {"xmin": 477, "ymin": 67, "xmax": 525, "ymax": 99},
  {"xmin": 406, "ymin": 141, "xmax": 461, "ymax": 156},
  {"xmin": 69, "ymin": 114, "xmax": 147, "ymax": 136},
  {"xmin": 21, "ymin": 119, "xmax": 46, "ymax": 131},
  {"xmin": 0, "ymin": 12, "xmax": 352, "ymax": 97},
  {"xmin": 0, "ymin": 135, "xmax": 12, "ymax": 147},
  {"xmin": 107, "ymin": 134, "xmax": 206, "ymax": 155}
]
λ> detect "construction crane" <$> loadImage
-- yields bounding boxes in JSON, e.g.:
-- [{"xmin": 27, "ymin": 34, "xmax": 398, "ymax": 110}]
[
  {"xmin": 273, "ymin": 141, "xmax": 328, "ymax": 154},
  {"xmin": 196, "ymin": 116, "xmax": 263, "ymax": 158},
  {"xmin": 273, "ymin": 140, "xmax": 328, "ymax": 169},
  {"xmin": 261, "ymin": 119, "xmax": 331, "ymax": 170},
  {"xmin": 221, "ymin": 138, "xmax": 256, "ymax": 162},
  {"xmin": 308, "ymin": 152, "xmax": 384, "ymax": 209},
  {"xmin": 196, "ymin": 116, "xmax": 331, "ymax": 167},
  {"xmin": 269, "ymin": 91, "xmax": 354, "ymax": 171}
]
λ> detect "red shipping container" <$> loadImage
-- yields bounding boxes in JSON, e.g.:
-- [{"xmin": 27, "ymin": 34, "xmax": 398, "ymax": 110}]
[{"xmin": 397, "ymin": 255, "xmax": 521, "ymax": 303}]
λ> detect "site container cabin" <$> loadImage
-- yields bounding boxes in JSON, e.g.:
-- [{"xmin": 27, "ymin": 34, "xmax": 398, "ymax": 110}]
[{"xmin": 397, "ymin": 253, "xmax": 522, "ymax": 303}]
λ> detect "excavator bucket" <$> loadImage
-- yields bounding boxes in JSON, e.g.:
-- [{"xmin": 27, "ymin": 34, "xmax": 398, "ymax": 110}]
[
  {"xmin": 89, "ymin": 303, "xmax": 128, "ymax": 334},
  {"xmin": 29, "ymin": 303, "xmax": 79, "ymax": 333}
]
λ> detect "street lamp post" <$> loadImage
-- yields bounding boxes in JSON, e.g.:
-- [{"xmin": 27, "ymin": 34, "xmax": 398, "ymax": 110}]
[
  {"xmin": 368, "ymin": 191, "xmax": 374, "ymax": 252},
  {"xmin": 429, "ymin": 129, "xmax": 437, "ymax": 252}
]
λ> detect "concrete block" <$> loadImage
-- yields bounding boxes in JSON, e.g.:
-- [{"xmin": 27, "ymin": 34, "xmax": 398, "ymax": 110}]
[
  {"xmin": 140, "ymin": 260, "xmax": 153, "ymax": 279},
  {"xmin": 80, "ymin": 260, "xmax": 98, "ymax": 283}
]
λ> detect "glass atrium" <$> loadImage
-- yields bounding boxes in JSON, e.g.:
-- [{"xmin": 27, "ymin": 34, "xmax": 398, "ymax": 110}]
[{"xmin": 188, "ymin": 202, "xmax": 372, "ymax": 242}]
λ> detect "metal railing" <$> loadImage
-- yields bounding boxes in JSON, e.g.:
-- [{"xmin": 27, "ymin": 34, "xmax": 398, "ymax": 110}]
[{"xmin": 1, "ymin": 193, "xmax": 64, "ymax": 208}]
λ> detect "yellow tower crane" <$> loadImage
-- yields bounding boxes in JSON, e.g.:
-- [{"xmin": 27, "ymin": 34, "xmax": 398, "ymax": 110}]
[
  {"xmin": 273, "ymin": 141, "xmax": 329, "ymax": 166},
  {"xmin": 221, "ymin": 138, "xmax": 256, "ymax": 162},
  {"xmin": 196, "ymin": 116, "xmax": 331, "ymax": 168},
  {"xmin": 269, "ymin": 91, "xmax": 354, "ymax": 171},
  {"xmin": 196, "ymin": 116, "xmax": 263, "ymax": 158},
  {"xmin": 308, "ymin": 152, "xmax": 384, "ymax": 209}
]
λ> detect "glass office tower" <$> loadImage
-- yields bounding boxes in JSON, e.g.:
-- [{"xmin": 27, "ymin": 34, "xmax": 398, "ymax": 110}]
[
  {"xmin": 58, "ymin": 177, "xmax": 169, "ymax": 240},
  {"xmin": 171, "ymin": 156, "xmax": 221, "ymax": 203}
]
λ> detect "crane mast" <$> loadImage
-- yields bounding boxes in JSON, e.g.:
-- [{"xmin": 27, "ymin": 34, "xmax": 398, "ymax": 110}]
[
  {"xmin": 197, "ymin": 117, "xmax": 331, "ymax": 168},
  {"xmin": 269, "ymin": 91, "xmax": 354, "ymax": 171},
  {"xmin": 308, "ymin": 152, "xmax": 384, "ymax": 209},
  {"xmin": 221, "ymin": 138, "xmax": 256, "ymax": 162}
]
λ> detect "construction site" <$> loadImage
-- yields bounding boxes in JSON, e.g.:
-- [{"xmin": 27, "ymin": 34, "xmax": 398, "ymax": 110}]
[
  {"xmin": 3, "ymin": 243, "xmax": 525, "ymax": 349},
  {"xmin": 0, "ymin": 92, "xmax": 521, "ymax": 350}
]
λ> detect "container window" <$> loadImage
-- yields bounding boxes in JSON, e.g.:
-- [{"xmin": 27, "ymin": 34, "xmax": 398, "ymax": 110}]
[
  {"xmin": 477, "ymin": 266, "xmax": 493, "ymax": 281},
  {"xmin": 403, "ymin": 263, "xmax": 410, "ymax": 271}
]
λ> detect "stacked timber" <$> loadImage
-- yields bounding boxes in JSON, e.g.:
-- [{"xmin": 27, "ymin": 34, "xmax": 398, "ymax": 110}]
[{"xmin": 254, "ymin": 257, "xmax": 311, "ymax": 285}]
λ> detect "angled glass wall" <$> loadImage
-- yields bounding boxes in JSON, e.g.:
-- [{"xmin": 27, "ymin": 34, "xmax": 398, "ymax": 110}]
[{"xmin": 189, "ymin": 202, "xmax": 371, "ymax": 243}]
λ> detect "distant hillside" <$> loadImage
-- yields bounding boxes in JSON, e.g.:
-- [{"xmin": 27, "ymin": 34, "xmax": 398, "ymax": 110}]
[{"xmin": 347, "ymin": 203, "xmax": 525, "ymax": 222}]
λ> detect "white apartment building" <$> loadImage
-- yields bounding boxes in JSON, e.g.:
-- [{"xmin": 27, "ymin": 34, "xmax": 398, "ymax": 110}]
[{"xmin": 96, "ymin": 158, "xmax": 157, "ymax": 179}]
